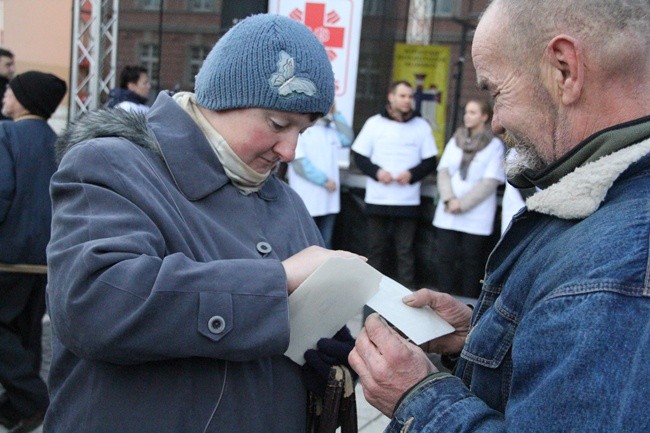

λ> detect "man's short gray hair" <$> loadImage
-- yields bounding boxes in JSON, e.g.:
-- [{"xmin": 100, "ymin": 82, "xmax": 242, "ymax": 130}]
[{"xmin": 490, "ymin": 0, "xmax": 649, "ymax": 79}]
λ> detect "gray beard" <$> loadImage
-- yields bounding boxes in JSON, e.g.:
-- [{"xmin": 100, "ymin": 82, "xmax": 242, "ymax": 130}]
[{"xmin": 503, "ymin": 131, "xmax": 546, "ymax": 179}]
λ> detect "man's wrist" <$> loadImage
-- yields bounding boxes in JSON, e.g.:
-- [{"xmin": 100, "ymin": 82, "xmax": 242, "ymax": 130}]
[{"xmin": 393, "ymin": 371, "xmax": 454, "ymax": 415}]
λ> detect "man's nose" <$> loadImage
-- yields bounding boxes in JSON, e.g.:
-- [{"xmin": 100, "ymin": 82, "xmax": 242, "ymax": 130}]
[{"xmin": 491, "ymin": 112, "xmax": 505, "ymax": 135}]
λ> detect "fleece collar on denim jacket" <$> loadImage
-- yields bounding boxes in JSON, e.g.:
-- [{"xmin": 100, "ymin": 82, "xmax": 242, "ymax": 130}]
[{"xmin": 526, "ymin": 136, "xmax": 650, "ymax": 220}]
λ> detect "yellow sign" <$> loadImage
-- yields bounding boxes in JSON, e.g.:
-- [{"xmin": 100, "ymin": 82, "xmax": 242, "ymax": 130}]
[{"xmin": 393, "ymin": 43, "xmax": 451, "ymax": 154}]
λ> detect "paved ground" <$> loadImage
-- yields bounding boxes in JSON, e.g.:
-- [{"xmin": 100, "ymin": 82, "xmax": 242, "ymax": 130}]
[
  {"xmin": 356, "ymin": 387, "xmax": 391, "ymax": 432},
  {"xmin": 0, "ymin": 314, "xmax": 50, "ymax": 433}
]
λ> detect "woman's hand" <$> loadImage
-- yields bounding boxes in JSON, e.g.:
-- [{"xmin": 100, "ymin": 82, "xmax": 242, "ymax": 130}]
[
  {"xmin": 444, "ymin": 197, "xmax": 462, "ymax": 214},
  {"xmin": 282, "ymin": 246, "xmax": 364, "ymax": 294}
]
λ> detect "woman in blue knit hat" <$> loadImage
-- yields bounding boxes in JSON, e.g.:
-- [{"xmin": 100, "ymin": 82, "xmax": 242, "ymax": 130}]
[{"xmin": 46, "ymin": 14, "xmax": 357, "ymax": 432}]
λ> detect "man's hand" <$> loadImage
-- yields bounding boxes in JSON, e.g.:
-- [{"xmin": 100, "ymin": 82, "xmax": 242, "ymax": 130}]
[
  {"xmin": 394, "ymin": 170, "xmax": 412, "ymax": 185},
  {"xmin": 282, "ymin": 246, "xmax": 364, "ymax": 294},
  {"xmin": 376, "ymin": 169, "xmax": 393, "ymax": 184},
  {"xmin": 403, "ymin": 289, "xmax": 472, "ymax": 355},
  {"xmin": 348, "ymin": 313, "xmax": 436, "ymax": 417}
]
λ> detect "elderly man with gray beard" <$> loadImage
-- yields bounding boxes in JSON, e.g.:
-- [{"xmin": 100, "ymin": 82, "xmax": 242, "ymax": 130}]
[{"xmin": 348, "ymin": 0, "xmax": 650, "ymax": 431}]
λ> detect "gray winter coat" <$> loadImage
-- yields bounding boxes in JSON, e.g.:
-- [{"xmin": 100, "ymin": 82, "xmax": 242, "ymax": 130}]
[{"xmin": 45, "ymin": 92, "xmax": 323, "ymax": 432}]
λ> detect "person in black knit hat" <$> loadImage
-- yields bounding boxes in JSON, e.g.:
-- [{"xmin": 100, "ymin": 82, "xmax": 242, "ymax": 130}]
[
  {"xmin": 4, "ymin": 70, "xmax": 67, "ymax": 119},
  {"xmin": 0, "ymin": 70, "xmax": 66, "ymax": 433}
]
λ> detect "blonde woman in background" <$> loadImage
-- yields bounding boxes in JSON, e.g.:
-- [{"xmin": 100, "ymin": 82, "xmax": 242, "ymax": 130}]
[{"xmin": 432, "ymin": 99, "xmax": 505, "ymax": 298}]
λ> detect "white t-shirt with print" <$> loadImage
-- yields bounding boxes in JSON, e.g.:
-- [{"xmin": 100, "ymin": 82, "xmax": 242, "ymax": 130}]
[
  {"xmin": 433, "ymin": 136, "xmax": 505, "ymax": 235},
  {"xmin": 352, "ymin": 114, "xmax": 437, "ymax": 206}
]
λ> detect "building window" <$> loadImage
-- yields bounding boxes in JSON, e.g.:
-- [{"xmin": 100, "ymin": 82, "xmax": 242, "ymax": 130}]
[
  {"xmin": 356, "ymin": 53, "xmax": 382, "ymax": 101},
  {"xmin": 432, "ymin": 0, "xmax": 453, "ymax": 16},
  {"xmin": 189, "ymin": 0, "xmax": 216, "ymax": 12},
  {"xmin": 363, "ymin": 0, "xmax": 385, "ymax": 16},
  {"xmin": 139, "ymin": 0, "xmax": 162, "ymax": 11},
  {"xmin": 188, "ymin": 45, "xmax": 211, "ymax": 87},
  {"xmin": 139, "ymin": 43, "xmax": 160, "ymax": 87},
  {"xmin": 408, "ymin": 0, "xmax": 456, "ymax": 43}
]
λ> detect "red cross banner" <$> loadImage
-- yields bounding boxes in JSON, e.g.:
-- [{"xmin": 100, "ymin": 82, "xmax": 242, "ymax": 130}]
[{"xmin": 268, "ymin": 0, "xmax": 364, "ymax": 134}]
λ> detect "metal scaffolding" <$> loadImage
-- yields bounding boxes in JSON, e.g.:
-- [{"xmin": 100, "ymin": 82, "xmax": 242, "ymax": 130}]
[{"xmin": 69, "ymin": 0, "xmax": 119, "ymax": 122}]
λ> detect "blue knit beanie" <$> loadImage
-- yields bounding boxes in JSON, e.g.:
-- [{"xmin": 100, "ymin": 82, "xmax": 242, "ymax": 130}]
[{"xmin": 195, "ymin": 14, "xmax": 334, "ymax": 116}]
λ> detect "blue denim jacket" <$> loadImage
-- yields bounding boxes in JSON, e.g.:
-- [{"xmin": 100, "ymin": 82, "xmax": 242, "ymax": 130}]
[{"xmin": 387, "ymin": 134, "xmax": 650, "ymax": 432}]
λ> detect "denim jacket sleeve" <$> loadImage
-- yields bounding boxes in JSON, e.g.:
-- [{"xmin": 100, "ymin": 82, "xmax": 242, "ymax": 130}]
[
  {"xmin": 387, "ymin": 372, "xmax": 504, "ymax": 433},
  {"xmin": 387, "ymin": 291, "xmax": 650, "ymax": 432}
]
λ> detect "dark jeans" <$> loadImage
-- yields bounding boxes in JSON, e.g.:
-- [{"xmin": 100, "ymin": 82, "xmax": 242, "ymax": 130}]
[
  {"xmin": 366, "ymin": 214, "xmax": 418, "ymax": 289},
  {"xmin": 435, "ymin": 227, "xmax": 489, "ymax": 299},
  {"xmin": 0, "ymin": 274, "xmax": 49, "ymax": 419},
  {"xmin": 313, "ymin": 213, "xmax": 337, "ymax": 249}
]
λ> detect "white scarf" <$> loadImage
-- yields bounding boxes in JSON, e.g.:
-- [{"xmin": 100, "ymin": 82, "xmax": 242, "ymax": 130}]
[{"xmin": 173, "ymin": 92, "xmax": 270, "ymax": 195}]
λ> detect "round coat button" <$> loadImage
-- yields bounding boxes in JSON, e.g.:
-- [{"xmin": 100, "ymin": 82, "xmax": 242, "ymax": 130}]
[
  {"xmin": 208, "ymin": 316, "xmax": 226, "ymax": 334},
  {"xmin": 256, "ymin": 241, "xmax": 272, "ymax": 255}
]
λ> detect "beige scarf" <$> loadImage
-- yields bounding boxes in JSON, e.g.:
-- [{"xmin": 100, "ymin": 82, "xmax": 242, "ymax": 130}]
[
  {"xmin": 173, "ymin": 92, "xmax": 270, "ymax": 195},
  {"xmin": 454, "ymin": 126, "xmax": 493, "ymax": 180}
]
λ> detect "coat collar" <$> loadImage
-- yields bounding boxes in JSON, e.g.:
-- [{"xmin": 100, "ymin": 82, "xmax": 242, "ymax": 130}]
[
  {"xmin": 526, "ymin": 137, "xmax": 650, "ymax": 219},
  {"xmin": 147, "ymin": 92, "xmax": 281, "ymax": 201}
]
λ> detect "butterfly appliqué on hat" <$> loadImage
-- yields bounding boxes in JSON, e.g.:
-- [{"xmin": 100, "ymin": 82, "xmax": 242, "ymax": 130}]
[{"xmin": 268, "ymin": 51, "xmax": 317, "ymax": 97}]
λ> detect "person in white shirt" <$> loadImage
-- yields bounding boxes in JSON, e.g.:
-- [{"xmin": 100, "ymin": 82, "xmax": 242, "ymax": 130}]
[
  {"xmin": 433, "ymin": 99, "xmax": 505, "ymax": 298},
  {"xmin": 500, "ymin": 182, "xmax": 525, "ymax": 235},
  {"xmin": 352, "ymin": 80, "xmax": 437, "ymax": 289},
  {"xmin": 287, "ymin": 104, "xmax": 353, "ymax": 248}
]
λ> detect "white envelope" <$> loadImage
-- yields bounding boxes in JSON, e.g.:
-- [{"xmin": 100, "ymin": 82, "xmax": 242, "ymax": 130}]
[
  {"xmin": 284, "ymin": 257, "xmax": 382, "ymax": 365},
  {"xmin": 366, "ymin": 276, "xmax": 455, "ymax": 345},
  {"xmin": 284, "ymin": 258, "xmax": 455, "ymax": 365}
]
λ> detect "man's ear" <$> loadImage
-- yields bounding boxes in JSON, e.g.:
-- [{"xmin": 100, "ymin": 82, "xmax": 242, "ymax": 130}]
[{"xmin": 545, "ymin": 35, "xmax": 584, "ymax": 105}]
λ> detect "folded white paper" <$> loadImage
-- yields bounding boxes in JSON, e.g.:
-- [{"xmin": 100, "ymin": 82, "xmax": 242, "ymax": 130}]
[
  {"xmin": 284, "ymin": 257, "xmax": 382, "ymax": 365},
  {"xmin": 366, "ymin": 276, "xmax": 455, "ymax": 345}
]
